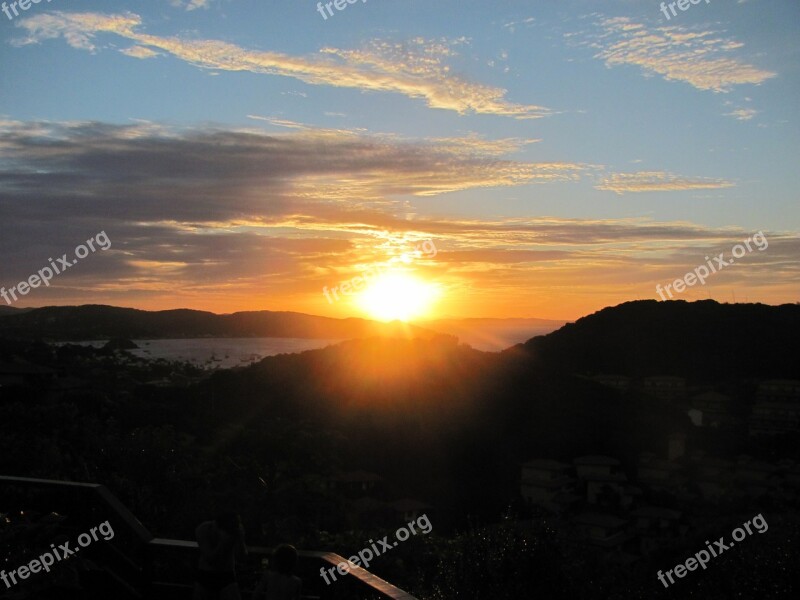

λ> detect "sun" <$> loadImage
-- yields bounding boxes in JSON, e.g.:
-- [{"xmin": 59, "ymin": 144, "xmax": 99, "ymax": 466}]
[{"xmin": 355, "ymin": 272, "xmax": 439, "ymax": 322}]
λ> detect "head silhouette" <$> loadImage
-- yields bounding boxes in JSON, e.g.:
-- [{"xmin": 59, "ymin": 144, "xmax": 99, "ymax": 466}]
[
  {"xmin": 214, "ymin": 512, "xmax": 240, "ymax": 535},
  {"xmin": 271, "ymin": 544, "xmax": 298, "ymax": 575}
]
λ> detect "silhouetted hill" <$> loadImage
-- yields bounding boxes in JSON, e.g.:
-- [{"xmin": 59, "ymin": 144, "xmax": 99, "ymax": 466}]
[
  {"xmin": 196, "ymin": 335, "xmax": 687, "ymax": 517},
  {"xmin": 0, "ymin": 306, "xmax": 31, "ymax": 316},
  {"xmin": 0, "ymin": 305, "xmax": 438, "ymax": 341},
  {"xmin": 519, "ymin": 299, "xmax": 800, "ymax": 380}
]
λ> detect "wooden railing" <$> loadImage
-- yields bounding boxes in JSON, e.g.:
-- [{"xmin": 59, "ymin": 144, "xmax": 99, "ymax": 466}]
[{"xmin": 0, "ymin": 476, "xmax": 418, "ymax": 600}]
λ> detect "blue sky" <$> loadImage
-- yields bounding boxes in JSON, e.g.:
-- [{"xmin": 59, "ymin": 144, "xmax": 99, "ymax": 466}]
[{"xmin": 0, "ymin": 0, "xmax": 797, "ymax": 319}]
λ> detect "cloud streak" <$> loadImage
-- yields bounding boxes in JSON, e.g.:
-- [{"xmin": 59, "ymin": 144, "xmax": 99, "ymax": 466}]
[
  {"xmin": 0, "ymin": 119, "xmax": 585, "ymax": 250},
  {"xmin": 586, "ymin": 17, "xmax": 776, "ymax": 92},
  {"xmin": 595, "ymin": 171, "xmax": 736, "ymax": 194},
  {"xmin": 15, "ymin": 12, "xmax": 551, "ymax": 118}
]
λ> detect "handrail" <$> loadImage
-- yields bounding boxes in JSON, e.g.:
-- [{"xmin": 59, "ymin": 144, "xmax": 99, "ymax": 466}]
[
  {"xmin": 1, "ymin": 476, "xmax": 420, "ymax": 600},
  {"xmin": 0, "ymin": 475, "xmax": 153, "ymax": 543},
  {"xmin": 0, "ymin": 475, "xmax": 151, "ymax": 598},
  {"xmin": 147, "ymin": 538, "xmax": 419, "ymax": 599}
]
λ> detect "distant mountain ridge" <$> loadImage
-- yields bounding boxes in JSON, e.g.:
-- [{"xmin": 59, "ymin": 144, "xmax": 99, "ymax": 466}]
[
  {"xmin": 0, "ymin": 305, "xmax": 440, "ymax": 341},
  {"xmin": 519, "ymin": 299, "xmax": 800, "ymax": 380},
  {"xmin": 417, "ymin": 317, "xmax": 567, "ymax": 351}
]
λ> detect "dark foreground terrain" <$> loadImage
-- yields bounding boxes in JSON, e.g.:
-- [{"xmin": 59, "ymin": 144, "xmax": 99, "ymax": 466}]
[{"xmin": 1, "ymin": 300, "xmax": 799, "ymax": 599}]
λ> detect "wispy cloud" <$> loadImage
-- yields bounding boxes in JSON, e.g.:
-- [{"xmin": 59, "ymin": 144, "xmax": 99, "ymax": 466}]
[
  {"xmin": 503, "ymin": 17, "xmax": 535, "ymax": 33},
  {"xmin": 725, "ymin": 107, "xmax": 759, "ymax": 121},
  {"xmin": 169, "ymin": 0, "xmax": 212, "ymax": 11},
  {"xmin": 584, "ymin": 17, "xmax": 776, "ymax": 92},
  {"xmin": 596, "ymin": 171, "xmax": 736, "ymax": 194},
  {"xmin": 15, "ymin": 12, "xmax": 551, "ymax": 118},
  {"xmin": 119, "ymin": 45, "xmax": 159, "ymax": 59}
]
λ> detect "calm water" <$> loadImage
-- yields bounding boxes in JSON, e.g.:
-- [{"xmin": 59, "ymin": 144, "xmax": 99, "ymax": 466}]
[
  {"xmin": 63, "ymin": 337, "xmax": 343, "ymax": 368},
  {"xmin": 59, "ymin": 324, "xmax": 557, "ymax": 367}
]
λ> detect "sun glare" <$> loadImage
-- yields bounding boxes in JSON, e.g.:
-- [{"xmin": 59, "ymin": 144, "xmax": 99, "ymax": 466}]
[{"xmin": 356, "ymin": 272, "xmax": 439, "ymax": 322}]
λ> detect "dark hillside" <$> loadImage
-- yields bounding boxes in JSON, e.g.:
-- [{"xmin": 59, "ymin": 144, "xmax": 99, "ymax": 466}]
[{"xmin": 519, "ymin": 300, "xmax": 800, "ymax": 380}]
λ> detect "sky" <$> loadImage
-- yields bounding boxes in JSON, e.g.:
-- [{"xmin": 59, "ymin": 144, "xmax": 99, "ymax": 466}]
[{"xmin": 0, "ymin": 0, "xmax": 798, "ymax": 320}]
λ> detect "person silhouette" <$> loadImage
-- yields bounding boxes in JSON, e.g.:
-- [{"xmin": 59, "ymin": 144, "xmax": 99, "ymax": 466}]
[
  {"xmin": 193, "ymin": 512, "xmax": 247, "ymax": 600},
  {"xmin": 252, "ymin": 544, "xmax": 302, "ymax": 600}
]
